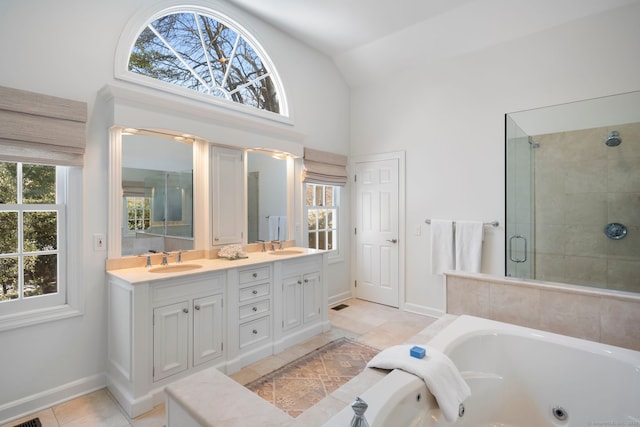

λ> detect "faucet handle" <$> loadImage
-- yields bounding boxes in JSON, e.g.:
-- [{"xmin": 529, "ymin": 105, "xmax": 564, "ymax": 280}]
[{"xmin": 138, "ymin": 254, "xmax": 152, "ymax": 269}]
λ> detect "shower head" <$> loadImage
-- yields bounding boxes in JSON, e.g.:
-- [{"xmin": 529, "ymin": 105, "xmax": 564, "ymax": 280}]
[{"xmin": 605, "ymin": 130, "xmax": 621, "ymax": 147}]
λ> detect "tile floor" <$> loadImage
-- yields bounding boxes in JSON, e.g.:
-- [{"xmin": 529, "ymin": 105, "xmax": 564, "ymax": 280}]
[{"xmin": 1, "ymin": 299, "xmax": 435, "ymax": 427}]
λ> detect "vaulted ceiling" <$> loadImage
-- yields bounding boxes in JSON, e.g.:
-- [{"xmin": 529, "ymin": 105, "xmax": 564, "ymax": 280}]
[{"xmin": 227, "ymin": 0, "xmax": 640, "ymax": 86}]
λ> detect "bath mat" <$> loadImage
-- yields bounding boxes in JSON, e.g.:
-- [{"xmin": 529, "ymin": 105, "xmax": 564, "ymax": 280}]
[{"xmin": 245, "ymin": 338, "xmax": 379, "ymax": 417}]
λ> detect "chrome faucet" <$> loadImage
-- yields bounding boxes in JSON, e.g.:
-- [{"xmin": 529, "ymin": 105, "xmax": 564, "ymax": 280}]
[
  {"xmin": 349, "ymin": 397, "xmax": 369, "ymax": 427},
  {"xmin": 271, "ymin": 240, "xmax": 282, "ymax": 251},
  {"xmin": 177, "ymin": 250, "xmax": 184, "ymax": 264},
  {"xmin": 256, "ymin": 240, "xmax": 267, "ymax": 252},
  {"xmin": 161, "ymin": 251, "xmax": 173, "ymax": 266},
  {"xmin": 139, "ymin": 254, "xmax": 152, "ymax": 269}
]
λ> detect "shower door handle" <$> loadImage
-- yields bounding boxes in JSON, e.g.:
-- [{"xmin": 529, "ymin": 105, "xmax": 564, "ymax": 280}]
[{"xmin": 508, "ymin": 235, "xmax": 527, "ymax": 263}]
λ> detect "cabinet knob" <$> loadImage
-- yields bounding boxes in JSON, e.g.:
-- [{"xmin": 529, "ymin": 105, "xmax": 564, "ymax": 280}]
[
  {"xmin": 252, "ymin": 272, "xmax": 258, "ymax": 278},
  {"xmin": 297, "ymin": 280, "xmax": 302, "ymax": 285},
  {"xmin": 252, "ymin": 329, "xmax": 258, "ymax": 335},
  {"xmin": 252, "ymin": 290, "xmax": 258, "ymax": 295},
  {"xmin": 214, "ymin": 237, "xmax": 219, "ymax": 241},
  {"xmin": 183, "ymin": 308, "xmax": 189, "ymax": 314},
  {"xmin": 195, "ymin": 305, "xmax": 201, "ymax": 310},
  {"xmin": 304, "ymin": 279, "xmax": 309, "ymax": 283},
  {"xmin": 252, "ymin": 306, "xmax": 258, "ymax": 312}
]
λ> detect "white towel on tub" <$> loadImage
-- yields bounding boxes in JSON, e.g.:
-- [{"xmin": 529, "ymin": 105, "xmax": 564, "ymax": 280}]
[
  {"xmin": 430, "ymin": 219, "xmax": 454, "ymax": 275},
  {"xmin": 455, "ymin": 220, "xmax": 483, "ymax": 273},
  {"xmin": 367, "ymin": 344, "xmax": 471, "ymax": 422}
]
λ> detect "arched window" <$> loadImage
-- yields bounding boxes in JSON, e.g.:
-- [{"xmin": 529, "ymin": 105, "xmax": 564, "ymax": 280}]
[{"xmin": 123, "ymin": 7, "xmax": 286, "ymax": 117}]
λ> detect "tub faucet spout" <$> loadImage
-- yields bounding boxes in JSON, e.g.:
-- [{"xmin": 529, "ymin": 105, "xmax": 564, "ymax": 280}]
[{"xmin": 349, "ymin": 397, "xmax": 369, "ymax": 427}]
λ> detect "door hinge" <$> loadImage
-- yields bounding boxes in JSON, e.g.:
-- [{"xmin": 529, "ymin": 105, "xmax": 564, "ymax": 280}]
[
  {"xmin": 355, "ymin": 280, "xmax": 357, "ymax": 288},
  {"xmin": 354, "ymin": 174, "xmax": 357, "ymax": 182},
  {"xmin": 221, "ymin": 298, "xmax": 224, "ymax": 308},
  {"xmin": 282, "ymin": 320, "xmax": 284, "ymax": 328},
  {"xmin": 354, "ymin": 227, "xmax": 357, "ymax": 235},
  {"xmin": 221, "ymin": 342, "xmax": 224, "ymax": 351}
]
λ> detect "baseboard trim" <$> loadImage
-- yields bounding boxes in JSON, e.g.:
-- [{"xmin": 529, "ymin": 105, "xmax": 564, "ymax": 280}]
[
  {"xmin": 0, "ymin": 373, "xmax": 106, "ymax": 425},
  {"xmin": 328, "ymin": 292, "xmax": 352, "ymax": 307},
  {"xmin": 403, "ymin": 302, "xmax": 443, "ymax": 319}
]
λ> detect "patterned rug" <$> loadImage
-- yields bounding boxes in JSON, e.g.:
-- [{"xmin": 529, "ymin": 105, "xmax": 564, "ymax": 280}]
[{"xmin": 245, "ymin": 338, "xmax": 380, "ymax": 417}]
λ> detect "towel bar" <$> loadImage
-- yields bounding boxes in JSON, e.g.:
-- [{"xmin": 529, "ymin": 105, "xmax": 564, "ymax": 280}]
[{"xmin": 425, "ymin": 219, "xmax": 499, "ymax": 227}]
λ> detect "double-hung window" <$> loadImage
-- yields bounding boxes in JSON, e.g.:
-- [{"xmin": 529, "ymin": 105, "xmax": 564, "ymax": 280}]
[
  {"xmin": 305, "ymin": 183, "xmax": 339, "ymax": 251},
  {"xmin": 0, "ymin": 162, "xmax": 67, "ymax": 314}
]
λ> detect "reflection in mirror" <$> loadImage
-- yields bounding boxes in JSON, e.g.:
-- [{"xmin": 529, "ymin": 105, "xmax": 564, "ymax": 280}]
[
  {"xmin": 247, "ymin": 151, "xmax": 287, "ymax": 243},
  {"xmin": 121, "ymin": 133, "xmax": 194, "ymax": 256},
  {"xmin": 506, "ymin": 91, "xmax": 640, "ymax": 294}
]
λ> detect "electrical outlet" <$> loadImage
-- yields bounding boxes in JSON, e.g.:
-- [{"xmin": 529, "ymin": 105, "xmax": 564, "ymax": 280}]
[{"xmin": 94, "ymin": 233, "xmax": 106, "ymax": 251}]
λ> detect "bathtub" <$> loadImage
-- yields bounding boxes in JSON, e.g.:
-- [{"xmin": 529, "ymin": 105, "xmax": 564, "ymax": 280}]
[{"xmin": 324, "ymin": 315, "xmax": 640, "ymax": 427}]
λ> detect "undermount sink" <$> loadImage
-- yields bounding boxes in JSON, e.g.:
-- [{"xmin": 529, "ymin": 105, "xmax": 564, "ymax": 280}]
[
  {"xmin": 148, "ymin": 263, "xmax": 202, "ymax": 273},
  {"xmin": 268, "ymin": 249, "xmax": 304, "ymax": 256}
]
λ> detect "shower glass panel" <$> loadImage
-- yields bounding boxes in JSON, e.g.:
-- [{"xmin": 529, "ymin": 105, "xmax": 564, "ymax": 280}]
[
  {"xmin": 505, "ymin": 115, "xmax": 534, "ymax": 279},
  {"xmin": 505, "ymin": 90, "xmax": 640, "ymax": 294}
]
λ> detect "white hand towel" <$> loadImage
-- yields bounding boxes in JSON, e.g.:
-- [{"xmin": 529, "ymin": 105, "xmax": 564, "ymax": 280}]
[
  {"xmin": 455, "ymin": 220, "xmax": 483, "ymax": 273},
  {"xmin": 367, "ymin": 344, "xmax": 471, "ymax": 422},
  {"xmin": 430, "ymin": 219, "xmax": 454, "ymax": 275},
  {"xmin": 268, "ymin": 216, "xmax": 279, "ymax": 241},
  {"xmin": 277, "ymin": 216, "xmax": 287, "ymax": 241}
]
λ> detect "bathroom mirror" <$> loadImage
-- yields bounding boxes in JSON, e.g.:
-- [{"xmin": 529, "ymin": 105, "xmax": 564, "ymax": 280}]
[
  {"xmin": 247, "ymin": 151, "xmax": 288, "ymax": 243},
  {"xmin": 506, "ymin": 90, "xmax": 640, "ymax": 294},
  {"xmin": 120, "ymin": 133, "xmax": 194, "ymax": 256}
]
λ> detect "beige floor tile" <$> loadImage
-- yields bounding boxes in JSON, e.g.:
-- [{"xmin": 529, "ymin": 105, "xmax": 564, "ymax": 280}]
[
  {"xmin": 52, "ymin": 389, "xmax": 129, "ymax": 427},
  {"xmin": 130, "ymin": 403, "xmax": 165, "ymax": 427}
]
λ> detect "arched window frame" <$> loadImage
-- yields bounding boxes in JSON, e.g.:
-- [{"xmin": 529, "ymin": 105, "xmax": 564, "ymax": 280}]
[{"xmin": 114, "ymin": 2, "xmax": 291, "ymax": 124}]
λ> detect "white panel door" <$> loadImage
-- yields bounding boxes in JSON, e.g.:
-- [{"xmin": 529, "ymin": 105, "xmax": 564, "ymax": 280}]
[
  {"xmin": 355, "ymin": 158, "xmax": 399, "ymax": 307},
  {"xmin": 282, "ymin": 276, "xmax": 302, "ymax": 331},
  {"xmin": 302, "ymin": 270, "xmax": 322, "ymax": 324}
]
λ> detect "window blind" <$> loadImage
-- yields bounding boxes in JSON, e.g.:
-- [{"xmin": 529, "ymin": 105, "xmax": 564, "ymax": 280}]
[
  {"xmin": 302, "ymin": 147, "xmax": 348, "ymax": 186},
  {"xmin": 0, "ymin": 86, "xmax": 87, "ymax": 166}
]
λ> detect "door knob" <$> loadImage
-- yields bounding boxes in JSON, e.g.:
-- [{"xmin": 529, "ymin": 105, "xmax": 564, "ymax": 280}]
[{"xmin": 386, "ymin": 239, "xmax": 398, "ymax": 243}]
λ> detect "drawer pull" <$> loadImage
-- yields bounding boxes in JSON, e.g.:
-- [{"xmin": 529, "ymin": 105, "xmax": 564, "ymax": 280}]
[
  {"xmin": 304, "ymin": 279, "xmax": 309, "ymax": 283},
  {"xmin": 182, "ymin": 308, "xmax": 189, "ymax": 314},
  {"xmin": 252, "ymin": 272, "xmax": 258, "ymax": 278},
  {"xmin": 252, "ymin": 290, "xmax": 258, "ymax": 295},
  {"xmin": 297, "ymin": 280, "xmax": 302, "ymax": 285},
  {"xmin": 194, "ymin": 305, "xmax": 200, "ymax": 310},
  {"xmin": 252, "ymin": 306, "xmax": 258, "ymax": 312},
  {"xmin": 252, "ymin": 329, "xmax": 258, "ymax": 334}
]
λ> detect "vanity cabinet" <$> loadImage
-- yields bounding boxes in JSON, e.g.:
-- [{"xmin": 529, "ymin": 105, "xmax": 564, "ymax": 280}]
[
  {"xmin": 107, "ymin": 271, "xmax": 226, "ymax": 418},
  {"xmin": 107, "ymin": 251, "xmax": 330, "ymax": 418},
  {"xmin": 274, "ymin": 255, "xmax": 327, "ymax": 353},
  {"xmin": 226, "ymin": 264, "xmax": 274, "ymax": 372},
  {"xmin": 153, "ymin": 293, "xmax": 224, "ymax": 382},
  {"xmin": 211, "ymin": 146, "xmax": 244, "ymax": 246}
]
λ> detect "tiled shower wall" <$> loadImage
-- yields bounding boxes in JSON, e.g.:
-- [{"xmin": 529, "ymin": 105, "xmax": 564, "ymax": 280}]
[
  {"xmin": 534, "ymin": 122, "xmax": 640, "ymax": 293},
  {"xmin": 445, "ymin": 272, "xmax": 640, "ymax": 351}
]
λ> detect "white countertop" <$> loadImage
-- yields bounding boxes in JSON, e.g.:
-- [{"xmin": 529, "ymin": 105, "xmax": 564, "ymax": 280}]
[{"xmin": 106, "ymin": 247, "xmax": 323, "ymax": 284}]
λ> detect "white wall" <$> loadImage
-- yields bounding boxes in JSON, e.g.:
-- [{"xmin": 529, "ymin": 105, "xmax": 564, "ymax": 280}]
[
  {"xmin": 349, "ymin": 2, "xmax": 640, "ymax": 316},
  {"xmin": 0, "ymin": 0, "xmax": 349, "ymax": 422}
]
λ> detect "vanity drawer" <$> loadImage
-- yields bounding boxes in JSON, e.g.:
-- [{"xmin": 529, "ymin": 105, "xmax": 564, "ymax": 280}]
[
  {"xmin": 239, "ymin": 316, "xmax": 271, "ymax": 348},
  {"xmin": 239, "ymin": 266, "xmax": 270, "ymax": 284},
  {"xmin": 239, "ymin": 282, "xmax": 270, "ymax": 302},
  {"xmin": 239, "ymin": 299, "xmax": 270, "ymax": 321}
]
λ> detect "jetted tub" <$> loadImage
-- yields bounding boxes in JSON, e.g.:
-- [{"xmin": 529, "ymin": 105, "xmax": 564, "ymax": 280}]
[{"xmin": 324, "ymin": 315, "xmax": 640, "ymax": 427}]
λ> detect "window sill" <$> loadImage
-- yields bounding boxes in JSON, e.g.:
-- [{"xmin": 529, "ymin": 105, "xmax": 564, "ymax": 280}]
[{"xmin": 0, "ymin": 304, "xmax": 83, "ymax": 333}]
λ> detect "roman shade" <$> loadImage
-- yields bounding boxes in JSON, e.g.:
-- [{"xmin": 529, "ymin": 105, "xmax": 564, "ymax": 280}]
[
  {"xmin": 0, "ymin": 86, "xmax": 87, "ymax": 166},
  {"xmin": 302, "ymin": 147, "xmax": 348, "ymax": 186}
]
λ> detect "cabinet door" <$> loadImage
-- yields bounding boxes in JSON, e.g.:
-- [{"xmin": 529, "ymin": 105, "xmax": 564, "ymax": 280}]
[
  {"xmin": 193, "ymin": 294, "xmax": 224, "ymax": 366},
  {"xmin": 153, "ymin": 301, "xmax": 189, "ymax": 382},
  {"xmin": 303, "ymin": 271, "xmax": 322, "ymax": 324},
  {"xmin": 282, "ymin": 276, "xmax": 302, "ymax": 331},
  {"xmin": 211, "ymin": 146, "xmax": 244, "ymax": 245}
]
